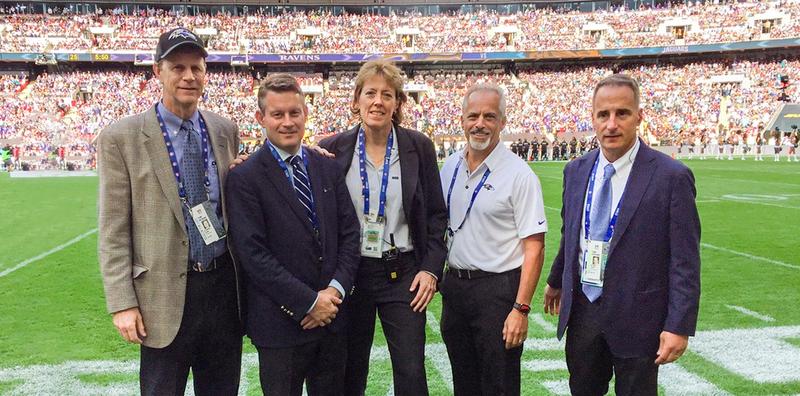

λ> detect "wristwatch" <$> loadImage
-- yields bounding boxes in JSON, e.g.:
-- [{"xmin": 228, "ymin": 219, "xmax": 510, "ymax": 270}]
[{"xmin": 513, "ymin": 302, "xmax": 531, "ymax": 316}]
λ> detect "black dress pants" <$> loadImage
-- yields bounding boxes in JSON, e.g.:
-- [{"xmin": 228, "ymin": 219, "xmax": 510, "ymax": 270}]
[
  {"xmin": 257, "ymin": 332, "xmax": 347, "ymax": 396},
  {"xmin": 565, "ymin": 293, "xmax": 659, "ymax": 396},
  {"xmin": 439, "ymin": 268, "xmax": 522, "ymax": 396},
  {"xmin": 139, "ymin": 257, "xmax": 242, "ymax": 396},
  {"xmin": 344, "ymin": 255, "xmax": 428, "ymax": 396}
]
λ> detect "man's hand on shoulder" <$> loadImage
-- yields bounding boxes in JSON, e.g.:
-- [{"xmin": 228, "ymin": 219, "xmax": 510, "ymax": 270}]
[
  {"xmin": 228, "ymin": 153, "xmax": 249, "ymax": 170},
  {"xmin": 307, "ymin": 144, "xmax": 335, "ymax": 158},
  {"xmin": 655, "ymin": 331, "xmax": 689, "ymax": 364},
  {"xmin": 112, "ymin": 307, "xmax": 146, "ymax": 344}
]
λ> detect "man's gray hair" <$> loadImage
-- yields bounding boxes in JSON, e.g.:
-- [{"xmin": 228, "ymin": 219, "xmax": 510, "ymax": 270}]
[
  {"xmin": 462, "ymin": 83, "xmax": 507, "ymax": 119},
  {"xmin": 593, "ymin": 73, "xmax": 641, "ymax": 109}
]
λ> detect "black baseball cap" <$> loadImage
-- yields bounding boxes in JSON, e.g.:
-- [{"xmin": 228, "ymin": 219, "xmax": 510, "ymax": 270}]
[{"xmin": 155, "ymin": 27, "xmax": 208, "ymax": 61}]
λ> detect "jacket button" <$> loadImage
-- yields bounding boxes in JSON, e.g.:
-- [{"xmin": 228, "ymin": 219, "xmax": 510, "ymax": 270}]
[
  {"xmin": 182, "ymin": 240, "xmax": 188, "ymax": 246},
  {"xmin": 318, "ymin": 257, "xmax": 323, "ymax": 262},
  {"xmin": 180, "ymin": 273, "xmax": 186, "ymax": 279}
]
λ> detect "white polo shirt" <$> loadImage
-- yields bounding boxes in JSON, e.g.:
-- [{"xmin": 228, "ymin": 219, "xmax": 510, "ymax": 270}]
[{"xmin": 441, "ymin": 142, "xmax": 548, "ymax": 273}]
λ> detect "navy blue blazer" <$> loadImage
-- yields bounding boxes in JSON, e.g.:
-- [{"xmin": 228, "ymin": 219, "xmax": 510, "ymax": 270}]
[
  {"xmin": 226, "ymin": 146, "xmax": 361, "ymax": 348},
  {"xmin": 547, "ymin": 140, "xmax": 701, "ymax": 358},
  {"xmin": 318, "ymin": 125, "xmax": 448, "ymax": 279}
]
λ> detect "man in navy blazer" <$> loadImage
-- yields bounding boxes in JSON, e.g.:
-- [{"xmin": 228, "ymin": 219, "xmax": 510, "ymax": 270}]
[
  {"xmin": 544, "ymin": 74, "xmax": 701, "ymax": 396},
  {"xmin": 226, "ymin": 74, "xmax": 360, "ymax": 396}
]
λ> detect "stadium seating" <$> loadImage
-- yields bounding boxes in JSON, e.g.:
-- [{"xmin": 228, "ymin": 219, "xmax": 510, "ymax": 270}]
[{"xmin": 1, "ymin": 1, "xmax": 800, "ymax": 53}]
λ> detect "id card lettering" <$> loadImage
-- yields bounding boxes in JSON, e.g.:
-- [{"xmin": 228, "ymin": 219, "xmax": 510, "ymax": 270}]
[
  {"xmin": 361, "ymin": 214, "xmax": 385, "ymax": 258},
  {"xmin": 189, "ymin": 201, "xmax": 226, "ymax": 245},
  {"xmin": 581, "ymin": 239, "xmax": 608, "ymax": 286}
]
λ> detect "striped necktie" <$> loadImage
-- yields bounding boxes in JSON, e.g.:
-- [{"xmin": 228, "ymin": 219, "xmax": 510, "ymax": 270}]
[{"xmin": 288, "ymin": 155, "xmax": 317, "ymax": 229}]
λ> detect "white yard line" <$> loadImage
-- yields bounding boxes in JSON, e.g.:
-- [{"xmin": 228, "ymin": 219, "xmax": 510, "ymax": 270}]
[
  {"xmin": 529, "ymin": 313, "xmax": 557, "ymax": 333},
  {"xmin": 716, "ymin": 197, "xmax": 800, "ymax": 210},
  {"xmin": 724, "ymin": 305, "xmax": 776, "ymax": 322},
  {"xmin": 701, "ymin": 243, "xmax": 800, "ymax": 271},
  {"xmin": 0, "ymin": 229, "xmax": 98, "ymax": 278}
]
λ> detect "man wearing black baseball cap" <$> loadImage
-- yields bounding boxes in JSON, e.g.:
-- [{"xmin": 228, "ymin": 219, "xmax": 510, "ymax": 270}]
[{"xmin": 97, "ymin": 27, "xmax": 243, "ymax": 395}]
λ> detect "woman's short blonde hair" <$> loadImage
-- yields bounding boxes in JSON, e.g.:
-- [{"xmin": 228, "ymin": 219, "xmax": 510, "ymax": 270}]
[{"xmin": 351, "ymin": 59, "xmax": 407, "ymax": 125}]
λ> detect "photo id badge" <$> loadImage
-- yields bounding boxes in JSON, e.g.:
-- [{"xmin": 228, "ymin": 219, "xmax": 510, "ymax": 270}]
[
  {"xmin": 361, "ymin": 214, "xmax": 385, "ymax": 258},
  {"xmin": 581, "ymin": 239, "xmax": 608, "ymax": 287},
  {"xmin": 189, "ymin": 201, "xmax": 226, "ymax": 245}
]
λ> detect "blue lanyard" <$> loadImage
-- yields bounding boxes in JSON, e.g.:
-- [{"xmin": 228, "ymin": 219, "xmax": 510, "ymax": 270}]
[
  {"xmin": 584, "ymin": 157, "xmax": 624, "ymax": 242},
  {"xmin": 446, "ymin": 157, "xmax": 491, "ymax": 233},
  {"xmin": 155, "ymin": 106, "xmax": 210, "ymax": 202},
  {"xmin": 266, "ymin": 141, "xmax": 318, "ymax": 228},
  {"xmin": 357, "ymin": 126, "xmax": 394, "ymax": 219}
]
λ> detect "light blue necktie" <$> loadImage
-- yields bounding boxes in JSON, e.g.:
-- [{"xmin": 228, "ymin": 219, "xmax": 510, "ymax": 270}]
[
  {"xmin": 180, "ymin": 120, "xmax": 215, "ymax": 269},
  {"xmin": 583, "ymin": 163, "xmax": 616, "ymax": 302}
]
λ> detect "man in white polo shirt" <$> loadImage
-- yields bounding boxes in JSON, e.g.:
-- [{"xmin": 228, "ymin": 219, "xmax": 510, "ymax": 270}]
[{"xmin": 439, "ymin": 83, "xmax": 548, "ymax": 396}]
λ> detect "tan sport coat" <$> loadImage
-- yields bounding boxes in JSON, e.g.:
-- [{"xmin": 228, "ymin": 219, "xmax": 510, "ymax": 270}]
[{"xmin": 97, "ymin": 104, "xmax": 241, "ymax": 348}]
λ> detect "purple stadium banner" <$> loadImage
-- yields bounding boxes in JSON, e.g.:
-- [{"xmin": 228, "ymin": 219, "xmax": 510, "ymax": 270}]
[{"xmin": 1, "ymin": 37, "xmax": 798, "ymax": 64}]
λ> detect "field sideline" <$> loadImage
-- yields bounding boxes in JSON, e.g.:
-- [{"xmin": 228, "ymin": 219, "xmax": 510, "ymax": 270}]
[{"xmin": 1, "ymin": 159, "xmax": 799, "ymax": 395}]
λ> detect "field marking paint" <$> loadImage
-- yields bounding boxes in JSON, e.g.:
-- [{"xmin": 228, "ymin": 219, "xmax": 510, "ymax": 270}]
[
  {"xmin": 541, "ymin": 380, "xmax": 571, "ymax": 395},
  {"xmin": 426, "ymin": 311, "xmax": 454, "ymax": 394},
  {"xmin": 701, "ymin": 243, "xmax": 800, "ymax": 271},
  {"xmin": 0, "ymin": 228, "xmax": 97, "ymax": 278},
  {"xmin": 4, "ymin": 323, "xmax": 798, "ymax": 395},
  {"xmin": 522, "ymin": 359, "xmax": 566, "ymax": 372},
  {"xmin": 530, "ymin": 313, "xmax": 557, "ymax": 333},
  {"xmin": 691, "ymin": 325, "xmax": 800, "ymax": 383},
  {"xmin": 659, "ymin": 364, "xmax": 731, "ymax": 395},
  {"xmin": 724, "ymin": 305, "xmax": 776, "ymax": 322},
  {"xmin": 544, "ymin": 205, "xmax": 560, "ymax": 213},
  {"xmin": 718, "ymin": 195, "xmax": 800, "ymax": 210},
  {"xmin": 695, "ymin": 199, "xmax": 721, "ymax": 203},
  {"xmin": 701, "ymin": 176, "xmax": 800, "ymax": 189}
]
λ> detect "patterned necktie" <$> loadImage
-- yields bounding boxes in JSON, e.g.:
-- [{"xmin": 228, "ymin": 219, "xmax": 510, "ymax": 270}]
[
  {"xmin": 583, "ymin": 163, "xmax": 616, "ymax": 302},
  {"xmin": 180, "ymin": 120, "xmax": 215, "ymax": 268},
  {"xmin": 289, "ymin": 155, "xmax": 317, "ymax": 229}
]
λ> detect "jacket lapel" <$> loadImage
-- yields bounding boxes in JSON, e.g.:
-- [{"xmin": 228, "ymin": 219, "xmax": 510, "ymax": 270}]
[
  {"xmin": 141, "ymin": 105, "xmax": 186, "ymax": 233},
  {"xmin": 607, "ymin": 141, "xmax": 657, "ymax": 258},
  {"xmin": 200, "ymin": 111, "xmax": 232, "ymax": 228},
  {"xmin": 306, "ymin": 148, "xmax": 327, "ymax": 246},
  {"xmin": 569, "ymin": 150, "xmax": 598, "ymax": 277},
  {"xmin": 261, "ymin": 147, "xmax": 317, "ymax": 236},
  {"xmin": 332, "ymin": 127, "xmax": 358, "ymax": 175},
  {"xmin": 396, "ymin": 127, "xmax": 418, "ymax": 223}
]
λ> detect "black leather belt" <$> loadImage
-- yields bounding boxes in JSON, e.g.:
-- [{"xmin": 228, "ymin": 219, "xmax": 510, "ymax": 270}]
[
  {"xmin": 188, "ymin": 252, "xmax": 231, "ymax": 272},
  {"xmin": 361, "ymin": 250, "xmax": 414, "ymax": 263},
  {"xmin": 446, "ymin": 266, "xmax": 518, "ymax": 280}
]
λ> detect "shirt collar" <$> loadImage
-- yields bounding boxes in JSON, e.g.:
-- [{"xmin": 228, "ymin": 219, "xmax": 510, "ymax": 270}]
[
  {"xmin": 354, "ymin": 124, "xmax": 399, "ymax": 164},
  {"xmin": 458, "ymin": 140, "xmax": 506, "ymax": 173},
  {"xmin": 598, "ymin": 137, "xmax": 640, "ymax": 173},
  {"xmin": 157, "ymin": 101, "xmax": 200, "ymax": 135},
  {"xmin": 270, "ymin": 141, "xmax": 302, "ymax": 162}
]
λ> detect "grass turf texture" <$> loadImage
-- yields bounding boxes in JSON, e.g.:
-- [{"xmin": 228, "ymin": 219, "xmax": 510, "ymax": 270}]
[{"xmin": 0, "ymin": 159, "xmax": 799, "ymax": 395}]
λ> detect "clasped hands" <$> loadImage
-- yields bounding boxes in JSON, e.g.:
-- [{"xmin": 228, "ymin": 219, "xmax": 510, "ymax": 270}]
[{"xmin": 301, "ymin": 287, "xmax": 342, "ymax": 330}]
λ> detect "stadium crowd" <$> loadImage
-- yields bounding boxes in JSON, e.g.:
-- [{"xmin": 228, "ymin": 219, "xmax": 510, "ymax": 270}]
[
  {"xmin": 1, "ymin": 0, "xmax": 800, "ymax": 53},
  {"xmin": 1, "ymin": 55, "xmax": 797, "ymax": 170}
]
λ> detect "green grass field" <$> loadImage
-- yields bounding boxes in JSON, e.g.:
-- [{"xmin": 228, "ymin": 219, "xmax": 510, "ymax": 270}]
[{"xmin": 1, "ymin": 159, "xmax": 799, "ymax": 395}]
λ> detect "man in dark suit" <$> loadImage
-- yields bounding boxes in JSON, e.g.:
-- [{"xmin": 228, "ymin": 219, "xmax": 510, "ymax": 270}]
[
  {"xmin": 543, "ymin": 74, "xmax": 701, "ymax": 396},
  {"xmin": 226, "ymin": 74, "xmax": 361, "ymax": 396}
]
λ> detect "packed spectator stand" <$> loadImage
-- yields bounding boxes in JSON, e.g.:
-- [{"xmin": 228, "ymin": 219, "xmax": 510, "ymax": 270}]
[
  {"xmin": 1, "ymin": 1, "xmax": 799, "ymax": 169},
  {"xmin": 2, "ymin": 1, "xmax": 800, "ymax": 53}
]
